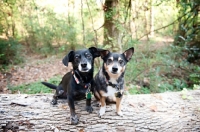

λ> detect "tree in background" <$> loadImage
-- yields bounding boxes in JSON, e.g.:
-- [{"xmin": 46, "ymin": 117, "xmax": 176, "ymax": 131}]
[
  {"xmin": 0, "ymin": 0, "xmax": 23, "ymax": 65},
  {"xmin": 174, "ymin": 0, "xmax": 200, "ymax": 63},
  {"xmin": 1, "ymin": 0, "xmax": 199, "ymax": 65},
  {"xmin": 103, "ymin": 0, "xmax": 121, "ymax": 51}
]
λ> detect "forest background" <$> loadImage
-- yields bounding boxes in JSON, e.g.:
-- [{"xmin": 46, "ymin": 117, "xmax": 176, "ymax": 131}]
[{"xmin": 0, "ymin": 0, "xmax": 199, "ymax": 94}]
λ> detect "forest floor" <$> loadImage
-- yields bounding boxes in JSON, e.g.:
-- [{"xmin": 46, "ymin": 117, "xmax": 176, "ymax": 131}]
[
  {"xmin": 0, "ymin": 54, "xmax": 72, "ymax": 94},
  {"xmin": 0, "ymin": 36, "xmax": 177, "ymax": 94}
]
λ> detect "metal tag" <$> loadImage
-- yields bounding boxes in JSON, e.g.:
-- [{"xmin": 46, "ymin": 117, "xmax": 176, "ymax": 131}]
[{"xmin": 86, "ymin": 92, "xmax": 92, "ymax": 99}]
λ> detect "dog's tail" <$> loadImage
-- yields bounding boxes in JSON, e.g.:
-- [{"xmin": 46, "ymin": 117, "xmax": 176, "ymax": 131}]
[{"xmin": 41, "ymin": 82, "xmax": 57, "ymax": 89}]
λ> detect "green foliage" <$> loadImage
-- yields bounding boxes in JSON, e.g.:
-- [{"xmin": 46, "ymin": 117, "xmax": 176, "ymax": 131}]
[
  {"xmin": 181, "ymin": 88, "xmax": 193, "ymax": 100},
  {"xmin": 189, "ymin": 73, "xmax": 200, "ymax": 84},
  {"xmin": 11, "ymin": 82, "xmax": 52, "ymax": 94},
  {"xmin": 173, "ymin": 78, "xmax": 188, "ymax": 91},
  {"xmin": 193, "ymin": 84, "xmax": 200, "ymax": 90},
  {"xmin": 11, "ymin": 75, "xmax": 61, "ymax": 94},
  {"xmin": 0, "ymin": 0, "xmax": 199, "ymax": 95},
  {"xmin": 174, "ymin": 0, "xmax": 200, "ymax": 62},
  {"xmin": 0, "ymin": 38, "xmax": 23, "ymax": 66},
  {"xmin": 126, "ymin": 39, "xmax": 200, "ymax": 95},
  {"xmin": 128, "ymin": 85, "xmax": 151, "ymax": 94}
]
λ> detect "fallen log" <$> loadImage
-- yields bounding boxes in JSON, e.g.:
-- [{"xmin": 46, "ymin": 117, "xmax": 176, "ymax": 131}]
[{"xmin": 0, "ymin": 90, "xmax": 200, "ymax": 131}]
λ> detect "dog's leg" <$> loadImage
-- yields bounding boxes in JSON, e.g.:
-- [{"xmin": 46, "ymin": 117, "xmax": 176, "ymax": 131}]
[
  {"xmin": 86, "ymin": 98, "xmax": 93, "ymax": 113},
  {"xmin": 68, "ymin": 96, "xmax": 79, "ymax": 125},
  {"xmin": 98, "ymin": 96, "xmax": 106, "ymax": 117},
  {"xmin": 94, "ymin": 91, "xmax": 101, "ymax": 107},
  {"xmin": 116, "ymin": 97, "xmax": 123, "ymax": 116},
  {"xmin": 51, "ymin": 93, "xmax": 58, "ymax": 105}
]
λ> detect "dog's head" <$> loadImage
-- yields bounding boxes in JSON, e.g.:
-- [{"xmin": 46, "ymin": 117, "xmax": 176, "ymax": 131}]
[
  {"xmin": 100, "ymin": 47, "xmax": 134, "ymax": 78},
  {"xmin": 62, "ymin": 47, "xmax": 103, "ymax": 73}
]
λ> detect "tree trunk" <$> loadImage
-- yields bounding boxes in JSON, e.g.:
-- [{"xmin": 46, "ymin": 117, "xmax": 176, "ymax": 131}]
[
  {"xmin": 103, "ymin": 0, "xmax": 119, "ymax": 52},
  {"xmin": 144, "ymin": 0, "xmax": 149, "ymax": 40},
  {"xmin": 150, "ymin": 0, "xmax": 154, "ymax": 37},
  {"xmin": 81, "ymin": 0, "xmax": 85, "ymax": 45}
]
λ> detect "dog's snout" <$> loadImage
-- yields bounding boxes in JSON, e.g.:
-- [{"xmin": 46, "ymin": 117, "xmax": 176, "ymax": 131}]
[
  {"xmin": 112, "ymin": 67, "xmax": 118, "ymax": 72},
  {"xmin": 81, "ymin": 63, "xmax": 87, "ymax": 68}
]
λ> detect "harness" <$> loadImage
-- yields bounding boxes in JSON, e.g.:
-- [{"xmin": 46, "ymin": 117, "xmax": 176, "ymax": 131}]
[
  {"xmin": 72, "ymin": 70, "xmax": 92, "ymax": 99},
  {"xmin": 105, "ymin": 78, "xmax": 123, "ymax": 98}
]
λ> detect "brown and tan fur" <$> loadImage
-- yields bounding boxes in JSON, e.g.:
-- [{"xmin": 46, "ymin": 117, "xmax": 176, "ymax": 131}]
[{"xmin": 93, "ymin": 47, "xmax": 134, "ymax": 117}]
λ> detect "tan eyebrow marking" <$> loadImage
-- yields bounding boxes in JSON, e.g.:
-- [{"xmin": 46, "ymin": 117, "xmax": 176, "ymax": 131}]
[
  {"xmin": 109, "ymin": 57, "xmax": 113, "ymax": 60},
  {"xmin": 118, "ymin": 57, "xmax": 122, "ymax": 61}
]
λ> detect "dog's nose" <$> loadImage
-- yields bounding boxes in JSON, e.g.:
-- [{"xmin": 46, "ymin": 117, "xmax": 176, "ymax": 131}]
[
  {"xmin": 81, "ymin": 63, "xmax": 87, "ymax": 68},
  {"xmin": 112, "ymin": 67, "xmax": 118, "ymax": 72}
]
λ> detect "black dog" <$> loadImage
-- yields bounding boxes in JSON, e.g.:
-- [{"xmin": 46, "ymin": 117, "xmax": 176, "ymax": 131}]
[
  {"xmin": 41, "ymin": 81, "xmax": 67, "ymax": 104},
  {"xmin": 93, "ymin": 47, "xmax": 134, "ymax": 117},
  {"xmin": 42, "ymin": 47, "xmax": 103, "ymax": 125}
]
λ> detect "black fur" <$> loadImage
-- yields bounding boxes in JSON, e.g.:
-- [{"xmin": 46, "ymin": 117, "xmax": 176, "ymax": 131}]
[
  {"xmin": 93, "ymin": 47, "xmax": 134, "ymax": 117},
  {"xmin": 41, "ymin": 47, "xmax": 104, "ymax": 125}
]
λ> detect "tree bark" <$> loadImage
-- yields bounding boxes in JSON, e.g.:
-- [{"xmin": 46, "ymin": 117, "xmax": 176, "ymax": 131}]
[
  {"xmin": 103, "ymin": 0, "xmax": 119, "ymax": 51},
  {"xmin": 1, "ymin": 90, "xmax": 200, "ymax": 131},
  {"xmin": 144, "ymin": 0, "xmax": 149, "ymax": 40},
  {"xmin": 150, "ymin": 0, "xmax": 154, "ymax": 37}
]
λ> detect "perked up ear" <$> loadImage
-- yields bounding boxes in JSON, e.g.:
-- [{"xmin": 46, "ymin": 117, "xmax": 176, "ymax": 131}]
[
  {"xmin": 123, "ymin": 47, "xmax": 134, "ymax": 61},
  {"xmin": 99, "ymin": 49, "xmax": 110, "ymax": 59},
  {"xmin": 62, "ymin": 50, "xmax": 74, "ymax": 66}
]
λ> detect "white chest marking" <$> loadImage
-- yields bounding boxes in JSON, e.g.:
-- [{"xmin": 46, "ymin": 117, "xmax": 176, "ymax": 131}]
[
  {"xmin": 102, "ymin": 78, "xmax": 118, "ymax": 97},
  {"xmin": 102, "ymin": 86, "xmax": 117, "ymax": 97}
]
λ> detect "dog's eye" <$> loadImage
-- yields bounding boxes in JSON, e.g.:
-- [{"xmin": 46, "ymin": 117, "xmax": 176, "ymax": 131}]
[
  {"xmin": 86, "ymin": 54, "xmax": 91, "ymax": 58},
  {"xmin": 107, "ymin": 59, "xmax": 113, "ymax": 64},
  {"xmin": 119, "ymin": 60, "xmax": 124, "ymax": 65},
  {"xmin": 75, "ymin": 56, "xmax": 80, "ymax": 61}
]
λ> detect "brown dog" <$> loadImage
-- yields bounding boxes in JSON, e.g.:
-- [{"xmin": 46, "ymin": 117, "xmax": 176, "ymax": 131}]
[{"xmin": 93, "ymin": 47, "xmax": 134, "ymax": 117}]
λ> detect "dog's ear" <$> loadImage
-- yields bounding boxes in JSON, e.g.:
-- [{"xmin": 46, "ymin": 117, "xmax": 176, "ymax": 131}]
[
  {"xmin": 89, "ymin": 47, "xmax": 100, "ymax": 58},
  {"xmin": 123, "ymin": 47, "xmax": 134, "ymax": 61},
  {"xmin": 89, "ymin": 47, "xmax": 109, "ymax": 58},
  {"xmin": 99, "ymin": 49, "xmax": 110, "ymax": 59},
  {"xmin": 62, "ymin": 50, "xmax": 74, "ymax": 66}
]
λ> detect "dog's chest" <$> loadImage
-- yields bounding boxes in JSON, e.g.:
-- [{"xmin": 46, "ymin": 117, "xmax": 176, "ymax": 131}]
[
  {"xmin": 102, "ymin": 86, "xmax": 117, "ymax": 97},
  {"xmin": 102, "ymin": 79, "xmax": 118, "ymax": 97}
]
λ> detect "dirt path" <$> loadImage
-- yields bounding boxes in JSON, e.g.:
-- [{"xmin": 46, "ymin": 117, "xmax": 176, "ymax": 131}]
[
  {"xmin": 0, "ymin": 55, "xmax": 72, "ymax": 93},
  {"xmin": 1, "ymin": 90, "xmax": 200, "ymax": 131}
]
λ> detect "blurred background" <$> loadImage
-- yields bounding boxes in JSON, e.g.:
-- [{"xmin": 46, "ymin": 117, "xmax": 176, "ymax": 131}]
[{"xmin": 0, "ymin": 0, "xmax": 199, "ymax": 94}]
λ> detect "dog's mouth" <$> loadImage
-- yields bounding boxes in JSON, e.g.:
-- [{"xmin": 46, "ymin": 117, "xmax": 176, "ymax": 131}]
[
  {"xmin": 111, "ymin": 71, "xmax": 118, "ymax": 74},
  {"xmin": 80, "ymin": 67, "xmax": 91, "ymax": 72}
]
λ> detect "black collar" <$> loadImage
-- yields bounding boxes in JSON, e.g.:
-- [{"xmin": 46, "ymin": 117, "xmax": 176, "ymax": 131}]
[
  {"xmin": 105, "ymin": 78, "xmax": 120, "ymax": 91},
  {"xmin": 72, "ymin": 70, "xmax": 91, "ymax": 89}
]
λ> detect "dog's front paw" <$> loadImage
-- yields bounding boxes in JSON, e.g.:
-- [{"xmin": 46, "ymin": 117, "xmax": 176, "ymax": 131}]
[
  {"xmin": 117, "ymin": 111, "xmax": 123, "ymax": 117},
  {"xmin": 51, "ymin": 99, "xmax": 57, "ymax": 105},
  {"xmin": 98, "ymin": 106, "xmax": 106, "ymax": 118},
  {"xmin": 70, "ymin": 115, "xmax": 79, "ymax": 125},
  {"xmin": 86, "ymin": 106, "xmax": 93, "ymax": 113}
]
